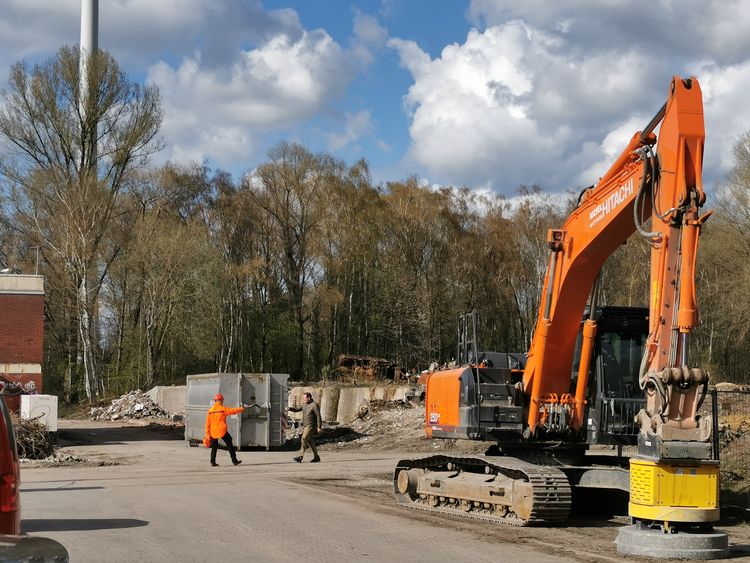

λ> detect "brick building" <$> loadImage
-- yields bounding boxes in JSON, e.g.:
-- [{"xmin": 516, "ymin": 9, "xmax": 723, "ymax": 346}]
[{"xmin": 0, "ymin": 274, "xmax": 44, "ymax": 410}]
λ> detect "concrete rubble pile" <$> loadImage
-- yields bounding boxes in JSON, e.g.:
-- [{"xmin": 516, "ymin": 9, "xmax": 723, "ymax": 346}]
[
  {"xmin": 346, "ymin": 399, "xmax": 425, "ymax": 447},
  {"xmin": 90, "ymin": 389, "xmax": 171, "ymax": 421},
  {"xmin": 301, "ymin": 398, "xmax": 454, "ymax": 452},
  {"xmin": 20, "ymin": 453, "xmax": 86, "ymax": 465},
  {"xmin": 286, "ymin": 399, "xmax": 422, "ymax": 444}
]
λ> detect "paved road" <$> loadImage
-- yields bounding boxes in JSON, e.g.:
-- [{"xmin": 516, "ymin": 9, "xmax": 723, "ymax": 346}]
[{"xmin": 20, "ymin": 423, "xmax": 580, "ymax": 563}]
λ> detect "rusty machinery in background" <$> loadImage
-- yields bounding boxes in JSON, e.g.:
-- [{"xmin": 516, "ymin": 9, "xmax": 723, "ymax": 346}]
[{"xmin": 335, "ymin": 354, "xmax": 408, "ymax": 383}]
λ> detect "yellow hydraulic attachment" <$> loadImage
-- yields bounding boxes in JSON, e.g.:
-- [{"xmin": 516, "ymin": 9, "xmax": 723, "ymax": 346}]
[{"xmin": 629, "ymin": 458, "xmax": 719, "ymax": 526}]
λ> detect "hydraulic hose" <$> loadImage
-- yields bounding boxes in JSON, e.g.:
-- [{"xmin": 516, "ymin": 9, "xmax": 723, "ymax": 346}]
[{"xmin": 633, "ymin": 148, "xmax": 662, "ymax": 240}]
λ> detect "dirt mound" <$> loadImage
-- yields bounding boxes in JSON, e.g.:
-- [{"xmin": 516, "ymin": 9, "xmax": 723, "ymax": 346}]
[{"xmin": 301, "ymin": 399, "xmax": 485, "ymax": 454}]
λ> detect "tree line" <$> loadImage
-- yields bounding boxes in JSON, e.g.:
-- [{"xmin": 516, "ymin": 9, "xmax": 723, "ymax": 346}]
[{"xmin": 1, "ymin": 48, "xmax": 749, "ymax": 403}]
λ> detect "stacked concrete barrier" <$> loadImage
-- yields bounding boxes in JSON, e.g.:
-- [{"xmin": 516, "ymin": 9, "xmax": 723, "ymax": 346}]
[
  {"xmin": 392, "ymin": 387, "xmax": 411, "ymax": 402},
  {"xmin": 288, "ymin": 384, "xmax": 416, "ymax": 424},
  {"xmin": 145, "ymin": 385, "xmax": 187, "ymax": 414},
  {"xmin": 319, "ymin": 386, "xmax": 340, "ymax": 423},
  {"xmin": 336, "ymin": 387, "xmax": 372, "ymax": 423},
  {"xmin": 370, "ymin": 386, "xmax": 387, "ymax": 401}
]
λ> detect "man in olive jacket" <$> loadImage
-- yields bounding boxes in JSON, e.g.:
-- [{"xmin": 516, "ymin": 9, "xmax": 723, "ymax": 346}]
[{"xmin": 289, "ymin": 392, "xmax": 322, "ymax": 463}]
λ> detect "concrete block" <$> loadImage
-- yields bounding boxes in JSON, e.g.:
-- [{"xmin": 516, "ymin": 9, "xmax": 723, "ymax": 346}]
[
  {"xmin": 319, "ymin": 386, "xmax": 340, "ymax": 423},
  {"xmin": 289, "ymin": 384, "xmax": 415, "ymax": 424},
  {"xmin": 21, "ymin": 394, "xmax": 58, "ymax": 432},
  {"xmin": 336, "ymin": 387, "xmax": 371, "ymax": 423},
  {"xmin": 615, "ymin": 524, "xmax": 729, "ymax": 559},
  {"xmin": 146, "ymin": 386, "xmax": 187, "ymax": 414},
  {"xmin": 393, "ymin": 387, "xmax": 411, "ymax": 402}
]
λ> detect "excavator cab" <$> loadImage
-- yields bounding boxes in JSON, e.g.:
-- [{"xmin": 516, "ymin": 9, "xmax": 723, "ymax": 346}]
[{"xmin": 574, "ymin": 306, "xmax": 648, "ymax": 446}]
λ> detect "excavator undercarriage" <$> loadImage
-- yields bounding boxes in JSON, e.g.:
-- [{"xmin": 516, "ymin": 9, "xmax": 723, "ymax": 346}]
[{"xmin": 394, "ymin": 454, "xmax": 571, "ymax": 526}]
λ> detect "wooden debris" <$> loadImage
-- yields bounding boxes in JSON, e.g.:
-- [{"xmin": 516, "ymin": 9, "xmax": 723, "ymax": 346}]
[{"xmin": 10, "ymin": 413, "xmax": 54, "ymax": 459}]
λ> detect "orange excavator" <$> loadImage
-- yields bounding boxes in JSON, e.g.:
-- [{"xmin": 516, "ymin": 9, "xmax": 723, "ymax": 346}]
[{"xmin": 394, "ymin": 76, "xmax": 727, "ymax": 558}]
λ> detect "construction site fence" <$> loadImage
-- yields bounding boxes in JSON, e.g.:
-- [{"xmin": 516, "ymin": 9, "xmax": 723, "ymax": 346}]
[{"xmin": 700, "ymin": 390, "xmax": 750, "ymax": 512}]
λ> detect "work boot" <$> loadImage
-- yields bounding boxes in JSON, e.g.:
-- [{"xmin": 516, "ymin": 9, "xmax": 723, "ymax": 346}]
[
  {"xmin": 211, "ymin": 462, "xmax": 218, "ymax": 467},
  {"xmin": 292, "ymin": 456, "xmax": 303, "ymax": 463},
  {"xmin": 233, "ymin": 460, "xmax": 242, "ymax": 466},
  {"xmin": 310, "ymin": 456, "xmax": 321, "ymax": 463}
]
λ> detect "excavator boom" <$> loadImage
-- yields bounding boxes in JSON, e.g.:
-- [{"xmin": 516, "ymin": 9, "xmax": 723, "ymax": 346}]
[{"xmin": 523, "ymin": 77, "xmax": 707, "ymax": 437}]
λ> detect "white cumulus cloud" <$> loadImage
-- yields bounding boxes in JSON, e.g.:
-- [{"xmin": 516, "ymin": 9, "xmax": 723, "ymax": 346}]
[
  {"xmin": 148, "ymin": 27, "xmax": 352, "ymax": 166},
  {"xmin": 350, "ymin": 9, "xmax": 389, "ymax": 66},
  {"xmin": 390, "ymin": 2, "xmax": 750, "ymax": 195},
  {"xmin": 698, "ymin": 60, "xmax": 750, "ymax": 175},
  {"xmin": 452, "ymin": 0, "xmax": 750, "ymax": 193},
  {"xmin": 0, "ymin": 0, "xmax": 380, "ymax": 170},
  {"xmin": 326, "ymin": 110, "xmax": 374, "ymax": 151},
  {"xmin": 389, "ymin": 21, "xmax": 664, "ymax": 193}
]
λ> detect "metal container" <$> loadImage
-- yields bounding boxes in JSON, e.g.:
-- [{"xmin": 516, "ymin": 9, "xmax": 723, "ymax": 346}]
[{"xmin": 185, "ymin": 373, "xmax": 288, "ymax": 450}]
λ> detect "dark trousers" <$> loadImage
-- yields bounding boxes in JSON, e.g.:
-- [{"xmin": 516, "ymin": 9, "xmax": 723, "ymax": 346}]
[{"xmin": 210, "ymin": 432, "xmax": 238, "ymax": 464}]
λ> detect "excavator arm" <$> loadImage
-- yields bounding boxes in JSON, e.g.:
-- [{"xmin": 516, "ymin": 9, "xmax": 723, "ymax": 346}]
[{"xmin": 523, "ymin": 77, "xmax": 709, "ymax": 443}]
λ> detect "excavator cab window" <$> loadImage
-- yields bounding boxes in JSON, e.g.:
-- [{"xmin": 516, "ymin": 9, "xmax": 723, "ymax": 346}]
[
  {"xmin": 571, "ymin": 307, "xmax": 648, "ymax": 398},
  {"xmin": 571, "ymin": 307, "xmax": 648, "ymax": 445},
  {"xmin": 598, "ymin": 331, "xmax": 644, "ymax": 399}
]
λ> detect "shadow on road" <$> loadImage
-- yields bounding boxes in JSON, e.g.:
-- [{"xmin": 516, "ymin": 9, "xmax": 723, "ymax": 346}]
[
  {"xmin": 278, "ymin": 426, "xmax": 366, "ymax": 452},
  {"xmin": 21, "ymin": 486, "xmax": 105, "ymax": 493},
  {"xmin": 58, "ymin": 423, "xmax": 184, "ymax": 446},
  {"xmin": 727, "ymin": 545, "xmax": 750, "ymax": 559},
  {"xmin": 22, "ymin": 518, "xmax": 149, "ymax": 532}
]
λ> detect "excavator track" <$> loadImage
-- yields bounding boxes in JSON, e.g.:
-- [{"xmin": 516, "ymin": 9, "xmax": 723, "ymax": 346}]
[{"xmin": 393, "ymin": 455, "xmax": 572, "ymax": 526}]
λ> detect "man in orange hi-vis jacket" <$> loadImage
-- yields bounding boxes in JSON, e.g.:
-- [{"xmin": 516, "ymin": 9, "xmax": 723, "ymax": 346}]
[{"xmin": 205, "ymin": 393, "xmax": 245, "ymax": 467}]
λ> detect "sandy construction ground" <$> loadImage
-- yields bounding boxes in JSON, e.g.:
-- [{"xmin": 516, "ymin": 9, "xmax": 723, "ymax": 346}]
[{"xmin": 15, "ymin": 414, "xmax": 750, "ymax": 562}]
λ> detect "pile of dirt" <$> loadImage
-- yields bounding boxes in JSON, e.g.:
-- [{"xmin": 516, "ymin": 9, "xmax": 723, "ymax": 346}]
[
  {"xmin": 20, "ymin": 453, "xmax": 85, "ymax": 466},
  {"xmin": 302, "ymin": 399, "xmax": 485, "ymax": 454},
  {"xmin": 19, "ymin": 452, "xmax": 120, "ymax": 468},
  {"xmin": 720, "ymin": 420, "xmax": 750, "ymax": 447},
  {"xmin": 10, "ymin": 413, "xmax": 55, "ymax": 459},
  {"xmin": 90, "ymin": 390, "xmax": 171, "ymax": 421}
]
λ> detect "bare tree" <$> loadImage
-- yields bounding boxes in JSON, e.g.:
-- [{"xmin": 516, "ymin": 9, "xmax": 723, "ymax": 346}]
[
  {"xmin": 249, "ymin": 143, "xmax": 327, "ymax": 378},
  {"xmin": 0, "ymin": 46, "xmax": 162, "ymax": 401}
]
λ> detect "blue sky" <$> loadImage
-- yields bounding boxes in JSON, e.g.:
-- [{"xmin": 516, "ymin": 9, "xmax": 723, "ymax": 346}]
[{"xmin": 2, "ymin": 0, "xmax": 750, "ymax": 196}]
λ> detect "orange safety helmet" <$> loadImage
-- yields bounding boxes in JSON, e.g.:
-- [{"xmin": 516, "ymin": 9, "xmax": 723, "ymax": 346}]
[{"xmin": 213, "ymin": 393, "xmax": 224, "ymax": 402}]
